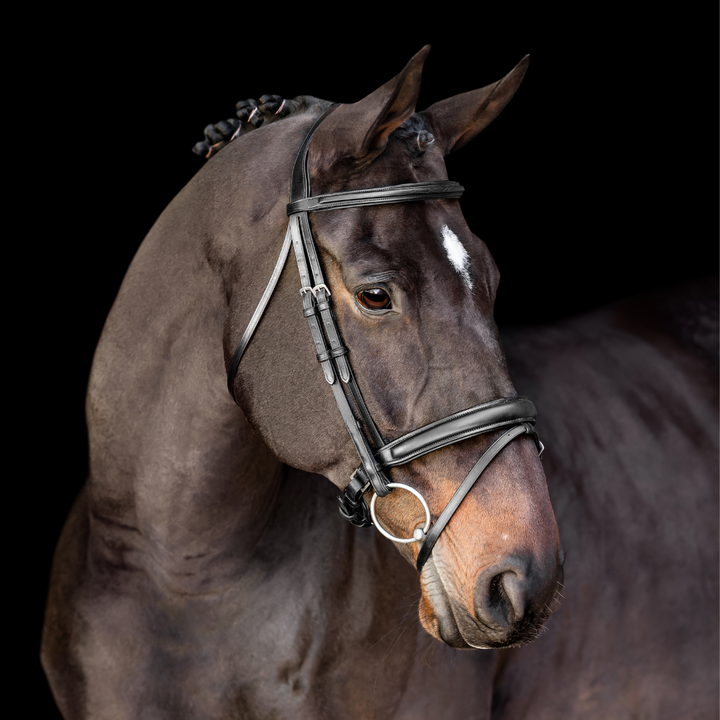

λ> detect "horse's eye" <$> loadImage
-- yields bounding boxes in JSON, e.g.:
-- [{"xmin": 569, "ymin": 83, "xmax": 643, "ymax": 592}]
[{"xmin": 357, "ymin": 288, "xmax": 392, "ymax": 311}]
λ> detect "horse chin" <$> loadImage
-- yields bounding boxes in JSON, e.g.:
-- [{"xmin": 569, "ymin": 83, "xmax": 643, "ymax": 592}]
[{"xmin": 418, "ymin": 557, "xmax": 560, "ymax": 650}]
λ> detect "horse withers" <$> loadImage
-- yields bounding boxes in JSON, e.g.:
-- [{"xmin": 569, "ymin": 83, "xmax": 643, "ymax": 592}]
[{"xmin": 42, "ymin": 47, "xmax": 564, "ymax": 718}]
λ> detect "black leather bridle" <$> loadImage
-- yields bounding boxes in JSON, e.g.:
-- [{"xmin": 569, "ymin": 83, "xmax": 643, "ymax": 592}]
[{"xmin": 227, "ymin": 104, "xmax": 543, "ymax": 572}]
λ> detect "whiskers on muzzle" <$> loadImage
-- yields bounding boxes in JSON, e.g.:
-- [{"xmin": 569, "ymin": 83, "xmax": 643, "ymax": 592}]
[
  {"xmin": 420, "ymin": 551, "xmax": 564, "ymax": 650},
  {"xmin": 482, "ymin": 578, "xmax": 565, "ymax": 649}
]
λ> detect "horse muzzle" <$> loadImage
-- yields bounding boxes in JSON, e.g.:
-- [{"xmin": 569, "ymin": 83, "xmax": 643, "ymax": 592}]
[{"xmin": 420, "ymin": 544, "xmax": 565, "ymax": 649}]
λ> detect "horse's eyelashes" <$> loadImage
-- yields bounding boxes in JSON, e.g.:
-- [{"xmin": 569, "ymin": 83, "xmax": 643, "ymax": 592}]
[{"xmin": 357, "ymin": 288, "xmax": 392, "ymax": 311}]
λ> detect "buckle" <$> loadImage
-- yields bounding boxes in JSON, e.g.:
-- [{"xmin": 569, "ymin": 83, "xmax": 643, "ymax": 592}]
[{"xmin": 311, "ymin": 284, "xmax": 331, "ymax": 298}]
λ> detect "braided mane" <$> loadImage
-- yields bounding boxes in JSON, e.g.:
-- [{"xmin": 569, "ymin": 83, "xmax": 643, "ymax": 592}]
[
  {"xmin": 193, "ymin": 95, "xmax": 435, "ymax": 160},
  {"xmin": 193, "ymin": 95, "xmax": 332, "ymax": 159}
]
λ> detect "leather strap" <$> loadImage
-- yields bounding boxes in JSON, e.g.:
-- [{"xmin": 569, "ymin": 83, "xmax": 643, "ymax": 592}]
[
  {"xmin": 227, "ymin": 224, "xmax": 294, "ymax": 402},
  {"xmin": 375, "ymin": 397, "xmax": 536, "ymax": 468},
  {"xmin": 289, "ymin": 106, "xmax": 338, "ymax": 205},
  {"xmin": 415, "ymin": 423, "xmax": 533, "ymax": 572},
  {"xmin": 227, "ymin": 105, "xmax": 340, "ymax": 400},
  {"xmin": 287, "ymin": 107, "xmax": 388, "ymax": 451},
  {"xmin": 287, "ymin": 105, "xmax": 391, "ymax": 497},
  {"xmin": 287, "ymin": 180, "xmax": 464, "ymax": 215}
]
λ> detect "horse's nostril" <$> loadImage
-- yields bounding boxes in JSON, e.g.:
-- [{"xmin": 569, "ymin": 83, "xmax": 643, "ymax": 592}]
[
  {"xmin": 475, "ymin": 557, "xmax": 536, "ymax": 630},
  {"xmin": 496, "ymin": 569, "xmax": 530, "ymax": 624},
  {"xmin": 486, "ymin": 573, "xmax": 514, "ymax": 625}
]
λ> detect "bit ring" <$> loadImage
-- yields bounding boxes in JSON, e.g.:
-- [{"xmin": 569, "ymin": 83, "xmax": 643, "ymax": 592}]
[{"xmin": 370, "ymin": 483, "xmax": 431, "ymax": 544}]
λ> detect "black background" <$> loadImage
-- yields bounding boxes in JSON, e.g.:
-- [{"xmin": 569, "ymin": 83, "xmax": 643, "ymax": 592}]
[{"xmin": 23, "ymin": 7, "xmax": 716, "ymax": 715}]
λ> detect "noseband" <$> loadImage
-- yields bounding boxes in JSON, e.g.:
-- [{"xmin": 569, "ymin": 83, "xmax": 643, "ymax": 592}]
[{"xmin": 227, "ymin": 104, "xmax": 543, "ymax": 572}]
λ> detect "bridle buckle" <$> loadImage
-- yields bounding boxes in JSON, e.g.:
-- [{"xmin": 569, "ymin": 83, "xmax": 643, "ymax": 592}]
[{"xmin": 311, "ymin": 284, "xmax": 331, "ymax": 298}]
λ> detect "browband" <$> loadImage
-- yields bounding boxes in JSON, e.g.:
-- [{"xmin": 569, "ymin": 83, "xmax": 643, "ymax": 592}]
[{"xmin": 287, "ymin": 180, "xmax": 464, "ymax": 215}]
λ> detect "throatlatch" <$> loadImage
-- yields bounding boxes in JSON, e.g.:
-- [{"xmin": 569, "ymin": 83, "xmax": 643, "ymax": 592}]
[{"xmin": 227, "ymin": 104, "xmax": 543, "ymax": 573}]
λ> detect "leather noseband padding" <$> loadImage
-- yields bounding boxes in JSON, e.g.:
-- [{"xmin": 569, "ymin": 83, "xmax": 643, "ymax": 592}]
[{"xmin": 375, "ymin": 396, "xmax": 536, "ymax": 468}]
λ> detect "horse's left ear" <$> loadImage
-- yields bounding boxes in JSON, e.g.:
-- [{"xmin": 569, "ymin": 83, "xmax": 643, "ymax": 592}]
[{"xmin": 422, "ymin": 55, "xmax": 529, "ymax": 155}]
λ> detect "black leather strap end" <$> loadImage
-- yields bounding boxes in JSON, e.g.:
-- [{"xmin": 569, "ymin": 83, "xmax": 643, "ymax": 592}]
[{"xmin": 320, "ymin": 361, "xmax": 334, "ymax": 384}]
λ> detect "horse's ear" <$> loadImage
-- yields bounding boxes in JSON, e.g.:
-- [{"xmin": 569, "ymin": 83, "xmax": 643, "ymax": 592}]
[
  {"xmin": 313, "ymin": 45, "xmax": 430, "ymax": 168},
  {"xmin": 422, "ymin": 56, "xmax": 529, "ymax": 155}
]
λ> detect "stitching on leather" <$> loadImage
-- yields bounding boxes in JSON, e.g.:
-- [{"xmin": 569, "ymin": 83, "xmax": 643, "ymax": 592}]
[
  {"xmin": 377, "ymin": 417, "xmax": 535, "ymax": 467},
  {"xmin": 316, "ymin": 181, "xmax": 459, "ymax": 199},
  {"xmin": 379, "ymin": 398, "xmax": 521, "ymax": 450},
  {"xmin": 288, "ymin": 182, "xmax": 463, "ymax": 214}
]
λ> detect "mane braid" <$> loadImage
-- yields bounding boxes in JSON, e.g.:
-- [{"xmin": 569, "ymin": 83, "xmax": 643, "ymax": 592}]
[
  {"xmin": 192, "ymin": 95, "xmax": 334, "ymax": 160},
  {"xmin": 389, "ymin": 113, "xmax": 436, "ymax": 156}
]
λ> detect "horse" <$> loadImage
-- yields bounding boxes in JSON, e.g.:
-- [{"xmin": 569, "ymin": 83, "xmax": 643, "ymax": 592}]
[{"xmin": 41, "ymin": 45, "xmax": 717, "ymax": 718}]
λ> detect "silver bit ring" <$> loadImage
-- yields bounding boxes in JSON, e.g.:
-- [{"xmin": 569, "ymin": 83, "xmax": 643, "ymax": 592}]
[{"xmin": 370, "ymin": 483, "xmax": 431, "ymax": 544}]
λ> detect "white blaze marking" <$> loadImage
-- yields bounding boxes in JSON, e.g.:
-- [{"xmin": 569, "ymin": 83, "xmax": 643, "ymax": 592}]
[{"xmin": 440, "ymin": 225, "xmax": 473, "ymax": 289}]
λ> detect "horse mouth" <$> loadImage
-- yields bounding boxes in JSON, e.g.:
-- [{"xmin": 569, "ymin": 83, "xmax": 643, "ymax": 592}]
[{"xmin": 418, "ymin": 552, "xmax": 563, "ymax": 650}]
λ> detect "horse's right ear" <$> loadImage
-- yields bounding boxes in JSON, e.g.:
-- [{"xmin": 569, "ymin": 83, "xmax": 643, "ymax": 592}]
[
  {"xmin": 422, "ymin": 55, "xmax": 529, "ymax": 155},
  {"xmin": 311, "ymin": 46, "xmax": 430, "ymax": 171}
]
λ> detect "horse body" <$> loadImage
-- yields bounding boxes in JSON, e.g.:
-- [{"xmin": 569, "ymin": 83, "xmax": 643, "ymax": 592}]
[
  {"xmin": 496, "ymin": 279, "xmax": 718, "ymax": 718},
  {"xmin": 42, "ymin": 47, "xmax": 716, "ymax": 719}
]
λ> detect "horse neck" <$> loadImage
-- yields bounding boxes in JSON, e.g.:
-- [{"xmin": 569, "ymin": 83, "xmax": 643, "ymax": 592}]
[{"xmin": 86, "ymin": 149, "xmax": 286, "ymax": 591}]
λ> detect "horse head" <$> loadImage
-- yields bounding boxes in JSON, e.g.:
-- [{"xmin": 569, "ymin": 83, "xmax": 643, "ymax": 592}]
[{"xmin": 221, "ymin": 46, "xmax": 563, "ymax": 650}]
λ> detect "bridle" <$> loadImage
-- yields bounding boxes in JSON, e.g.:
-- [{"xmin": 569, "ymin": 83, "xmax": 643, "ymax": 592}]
[{"xmin": 227, "ymin": 104, "xmax": 543, "ymax": 573}]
